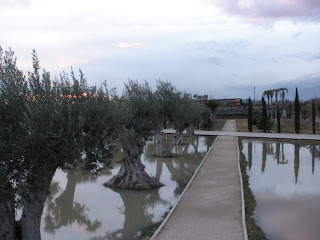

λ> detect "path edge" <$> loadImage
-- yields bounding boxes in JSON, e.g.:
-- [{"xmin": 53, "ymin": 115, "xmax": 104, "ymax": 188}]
[
  {"xmin": 237, "ymin": 137, "xmax": 249, "ymax": 240},
  {"xmin": 235, "ymin": 120, "xmax": 249, "ymax": 240},
  {"xmin": 149, "ymin": 135, "xmax": 220, "ymax": 240}
]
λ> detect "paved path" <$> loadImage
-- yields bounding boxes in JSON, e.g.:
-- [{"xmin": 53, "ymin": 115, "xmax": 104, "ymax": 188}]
[
  {"xmin": 162, "ymin": 129, "xmax": 320, "ymax": 141},
  {"xmin": 152, "ymin": 120, "xmax": 245, "ymax": 240}
]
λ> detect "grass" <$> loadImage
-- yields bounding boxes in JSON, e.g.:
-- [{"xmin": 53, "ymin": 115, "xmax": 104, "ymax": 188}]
[
  {"xmin": 236, "ymin": 118, "xmax": 320, "ymax": 134},
  {"xmin": 238, "ymin": 138, "xmax": 268, "ymax": 240},
  {"xmin": 214, "ymin": 119, "xmax": 227, "ymax": 131},
  {"xmin": 199, "ymin": 119, "xmax": 226, "ymax": 131},
  {"xmin": 138, "ymin": 221, "xmax": 162, "ymax": 240},
  {"xmin": 138, "ymin": 210, "xmax": 170, "ymax": 240}
]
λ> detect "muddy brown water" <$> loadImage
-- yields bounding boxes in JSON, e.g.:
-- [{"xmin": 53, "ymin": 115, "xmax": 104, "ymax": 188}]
[
  {"xmin": 40, "ymin": 135, "xmax": 214, "ymax": 240},
  {"xmin": 242, "ymin": 139, "xmax": 320, "ymax": 240}
]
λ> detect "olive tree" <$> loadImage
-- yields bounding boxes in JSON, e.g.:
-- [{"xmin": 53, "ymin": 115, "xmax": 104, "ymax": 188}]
[
  {"xmin": 162, "ymin": 93, "xmax": 201, "ymax": 157},
  {"xmin": 0, "ymin": 47, "xmax": 27, "ymax": 240},
  {"xmin": 204, "ymin": 99, "xmax": 220, "ymax": 124},
  {"xmin": 155, "ymin": 81, "xmax": 203, "ymax": 157},
  {"xmin": 104, "ymin": 80, "xmax": 164, "ymax": 190},
  {"xmin": 0, "ymin": 48, "xmax": 116, "ymax": 240}
]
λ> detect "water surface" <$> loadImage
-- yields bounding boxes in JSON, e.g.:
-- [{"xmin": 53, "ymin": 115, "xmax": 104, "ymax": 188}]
[
  {"xmin": 242, "ymin": 139, "xmax": 320, "ymax": 240},
  {"xmin": 41, "ymin": 135, "xmax": 213, "ymax": 240}
]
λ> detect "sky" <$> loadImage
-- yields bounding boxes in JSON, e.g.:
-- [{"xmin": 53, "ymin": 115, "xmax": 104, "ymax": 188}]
[{"xmin": 1, "ymin": 0, "xmax": 320, "ymax": 100}]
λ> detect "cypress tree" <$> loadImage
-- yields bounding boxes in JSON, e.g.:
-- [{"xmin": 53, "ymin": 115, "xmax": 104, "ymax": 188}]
[
  {"xmin": 312, "ymin": 99, "xmax": 316, "ymax": 134},
  {"xmin": 294, "ymin": 87, "xmax": 300, "ymax": 134},
  {"xmin": 277, "ymin": 105, "xmax": 281, "ymax": 133},
  {"xmin": 248, "ymin": 97, "xmax": 253, "ymax": 132},
  {"xmin": 262, "ymin": 96, "xmax": 267, "ymax": 133}
]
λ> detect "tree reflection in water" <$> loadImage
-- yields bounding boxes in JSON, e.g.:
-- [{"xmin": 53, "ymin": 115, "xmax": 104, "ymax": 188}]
[
  {"xmin": 248, "ymin": 142, "xmax": 252, "ymax": 170},
  {"xmin": 261, "ymin": 143, "xmax": 274, "ymax": 173},
  {"xmin": 308, "ymin": 144, "xmax": 320, "ymax": 175},
  {"xmin": 44, "ymin": 168, "xmax": 112, "ymax": 235},
  {"xmin": 245, "ymin": 139, "xmax": 320, "ymax": 184},
  {"xmin": 91, "ymin": 188, "xmax": 168, "ymax": 240},
  {"xmin": 147, "ymin": 135, "xmax": 209, "ymax": 197},
  {"xmin": 243, "ymin": 139, "xmax": 320, "ymax": 240},
  {"xmin": 280, "ymin": 143, "xmax": 288, "ymax": 165},
  {"xmin": 42, "ymin": 135, "xmax": 213, "ymax": 240},
  {"xmin": 294, "ymin": 143, "xmax": 300, "ymax": 184},
  {"xmin": 261, "ymin": 143, "xmax": 267, "ymax": 173}
]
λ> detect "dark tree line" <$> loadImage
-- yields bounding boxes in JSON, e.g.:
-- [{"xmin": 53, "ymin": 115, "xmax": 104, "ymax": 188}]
[{"xmin": 247, "ymin": 87, "xmax": 316, "ymax": 134}]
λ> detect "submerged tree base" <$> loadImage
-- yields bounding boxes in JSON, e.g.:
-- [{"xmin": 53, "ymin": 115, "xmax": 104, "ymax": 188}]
[
  {"xmin": 104, "ymin": 142, "xmax": 164, "ymax": 190},
  {"xmin": 103, "ymin": 174, "xmax": 164, "ymax": 190}
]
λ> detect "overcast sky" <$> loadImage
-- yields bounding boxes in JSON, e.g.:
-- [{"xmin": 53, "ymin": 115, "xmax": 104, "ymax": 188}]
[{"xmin": 1, "ymin": 0, "xmax": 320, "ymax": 100}]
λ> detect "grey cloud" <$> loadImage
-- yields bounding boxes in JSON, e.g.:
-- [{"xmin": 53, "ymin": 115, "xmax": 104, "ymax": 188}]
[
  {"xmin": 276, "ymin": 72, "xmax": 320, "ymax": 99},
  {"xmin": 291, "ymin": 51, "xmax": 320, "ymax": 61},
  {"xmin": 281, "ymin": 51, "xmax": 320, "ymax": 62},
  {"xmin": 191, "ymin": 40, "xmax": 251, "ymax": 57},
  {"xmin": 205, "ymin": 56, "xmax": 224, "ymax": 66},
  {"xmin": 264, "ymin": 72, "xmax": 320, "ymax": 99},
  {"xmin": 292, "ymin": 32, "xmax": 303, "ymax": 40},
  {"xmin": 212, "ymin": 0, "xmax": 320, "ymax": 21},
  {"xmin": 272, "ymin": 50, "xmax": 320, "ymax": 63},
  {"xmin": 190, "ymin": 40, "xmax": 251, "ymax": 66},
  {"xmin": 227, "ymin": 72, "xmax": 320, "ymax": 100}
]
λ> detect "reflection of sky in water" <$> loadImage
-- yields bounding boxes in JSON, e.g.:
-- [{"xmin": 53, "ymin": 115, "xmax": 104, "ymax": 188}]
[
  {"xmin": 242, "ymin": 139, "xmax": 320, "ymax": 240},
  {"xmin": 41, "ymin": 136, "xmax": 213, "ymax": 240}
]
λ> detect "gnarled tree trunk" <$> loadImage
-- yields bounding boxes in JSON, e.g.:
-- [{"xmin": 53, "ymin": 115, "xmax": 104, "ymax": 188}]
[
  {"xmin": 104, "ymin": 141, "xmax": 163, "ymax": 190},
  {"xmin": 185, "ymin": 126, "xmax": 194, "ymax": 137},
  {"xmin": 0, "ymin": 183, "xmax": 16, "ymax": 240},
  {"xmin": 162, "ymin": 130, "xmax": 183, "ymax": 157},
  {"xmin": 20, "ymin": 166, "xmax": 57, "ymax": 240}
]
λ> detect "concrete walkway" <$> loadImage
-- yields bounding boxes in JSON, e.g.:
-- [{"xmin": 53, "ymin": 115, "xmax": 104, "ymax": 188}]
[
  {"xmin": 152, "ymin": 120, "xmax": 244, "ymax": 240},
  {"xmin": 162, "ymin": 129, "xmax": 320, "ymax": 141}
]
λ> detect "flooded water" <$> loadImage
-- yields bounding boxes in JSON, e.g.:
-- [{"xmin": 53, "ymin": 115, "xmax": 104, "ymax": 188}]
[
  {"xmin": 242, "ymin": 139, "xmax": 320, "ymax": 240},
  {"xmin": 41, "ymin": 135, "xmax": 214, "ymax": 240}
]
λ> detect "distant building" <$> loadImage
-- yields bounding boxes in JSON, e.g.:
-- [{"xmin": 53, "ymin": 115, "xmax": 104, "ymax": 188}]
[{"xmin": 215, "ymin": 98, "xmax": 243, "ymax": 108}]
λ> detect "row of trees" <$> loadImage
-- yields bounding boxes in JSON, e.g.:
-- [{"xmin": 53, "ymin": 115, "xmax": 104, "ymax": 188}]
[
  {"xmin": 262, "ymin": 88, "xmax": 288, "ymax": 108},
  {"xmin": 248, "ymin": 88, "xmax": 317, "ymax": 134},
  {"xmin": 0, "ymin": 48, "xmax": 211, "ymax": 240}
]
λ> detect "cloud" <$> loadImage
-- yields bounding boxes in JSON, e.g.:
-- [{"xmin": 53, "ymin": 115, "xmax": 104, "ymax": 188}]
[
  {"xmin": 205, "ymin": 56, "xmax": 224, "ymax": 66},
  {"xmin": 290, "ymin": 51, "xmax": 320, "ymax": 61},
  {"xmin": 115, "ymin": 43, "xmax": 148, "ymax": 49},
  {"xmin": 212, "ymin": 0, "xmax": 320, "ymax": 21},
  {"xmin": 193, "ymin": 40, "xmax": 250, "ymax": 54},
  {"xmin": 292, "ymin": 31, "xmax": 303, "ymax": 40},
  {"xmin": 0, "ymin": 0, "xmax": 30, "ymax": 8},
  {"xmin": 258, "ymin": 72, "xmax": 320, "ymax": 100},
  {"xmin": 57, "ymin": 57, "xmax": 91, "ymax": 68},
  {"xmin": 190, "ymin": 40, "xmax": 251, "ymax": 65},
  {"xmin": 272, "ymin": 50, "xmax": 320, "ymax": 63}
]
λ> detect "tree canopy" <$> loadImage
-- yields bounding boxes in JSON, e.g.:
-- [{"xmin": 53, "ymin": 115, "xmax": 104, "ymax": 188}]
[{"xmin": 0, "ymin": 47, "xmax": 117, "ymax": 240}]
